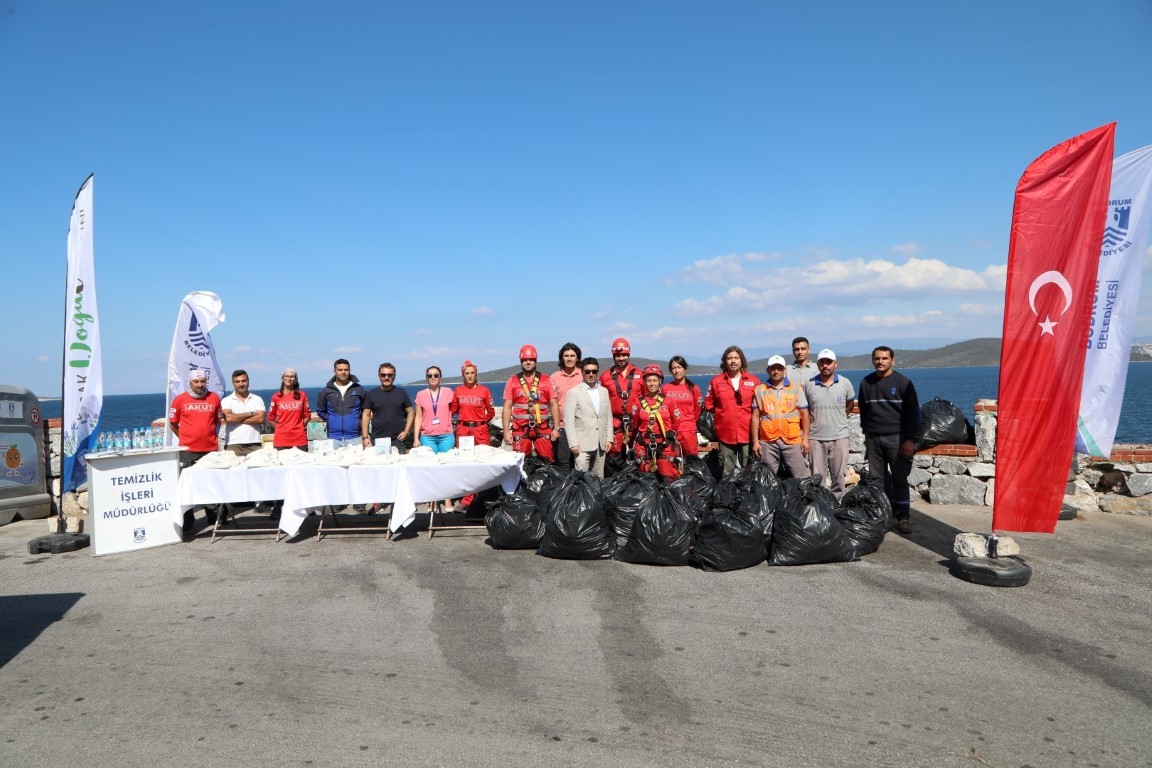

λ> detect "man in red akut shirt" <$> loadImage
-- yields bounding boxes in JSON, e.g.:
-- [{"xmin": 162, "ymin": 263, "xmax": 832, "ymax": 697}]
[
  {"xmin": 599, "ymin": 337, "xmax": 641, "ymax": 473},
  {"xmin": 703, "ymin": 345, "xmax": 761, "ymax": 476},
  {"xmin": 170, "ymin": 369, "xmax": 224, "ymax": 533}
]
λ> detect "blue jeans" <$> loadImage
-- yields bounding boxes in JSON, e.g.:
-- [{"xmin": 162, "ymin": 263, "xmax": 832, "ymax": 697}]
[{"xmin": 420, "ymin": 433, "xmax": 455, "ymax": 453}]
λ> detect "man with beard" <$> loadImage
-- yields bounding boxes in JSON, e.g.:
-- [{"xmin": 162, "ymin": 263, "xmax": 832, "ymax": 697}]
[
  {"xmin": 599, "ymin": 337, "xmax": 642, "ymax": 473},
  {"xmin": 170, "ymin": 369, "xmax": 224, "ymax": 534},
  {"xmin": 502, "ymin": 344, "xmax": 560, "ymax": 461},
  {"xmin": 704, "ymin": 346, "xmax": 760, "ymax": 475}
]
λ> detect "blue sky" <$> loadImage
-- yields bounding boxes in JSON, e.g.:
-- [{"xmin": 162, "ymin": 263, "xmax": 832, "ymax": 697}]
[{"xmin": 3, "ymin": 1, "xmax": 1151, "ymax": 395}]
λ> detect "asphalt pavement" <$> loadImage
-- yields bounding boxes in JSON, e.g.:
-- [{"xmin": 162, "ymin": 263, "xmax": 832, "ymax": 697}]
[{"xmin": 1, "ymin": 503, "xmax": 1150, "ymax": 768}]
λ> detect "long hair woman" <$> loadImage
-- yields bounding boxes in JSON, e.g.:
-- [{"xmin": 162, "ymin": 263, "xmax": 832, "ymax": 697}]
[{"xmin": 662, "ymin": 355, "xmax": 702, "ymax": 456}]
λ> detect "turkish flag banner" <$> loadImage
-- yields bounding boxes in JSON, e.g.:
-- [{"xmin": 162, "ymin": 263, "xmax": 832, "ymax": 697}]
[{"xmin": 994, "ymin": 123, "xmax": 1116, "ymax": 533}]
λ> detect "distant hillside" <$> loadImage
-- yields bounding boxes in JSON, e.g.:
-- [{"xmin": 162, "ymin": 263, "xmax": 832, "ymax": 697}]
[{"xmin": 420, "ymin": 339, "xmax": 1151, "ymax": 383}]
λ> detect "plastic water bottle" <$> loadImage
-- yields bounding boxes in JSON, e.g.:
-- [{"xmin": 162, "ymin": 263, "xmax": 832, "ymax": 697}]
[{"xmin": 96, "ymin": 432, "xmax": 108, "ymax": 453}]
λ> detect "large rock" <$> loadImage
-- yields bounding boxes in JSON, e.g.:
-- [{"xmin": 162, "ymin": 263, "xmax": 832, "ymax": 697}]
[
  {"xmin": 991, "ymin": 536, "xmax": 1021, "ymax": 557},
  {"xmin": 968, "ymin": 462, "xmax": 995, "ymax": 479},
  {"xmin": 975, "ymin": 411, "xmax": 996, "ymax": 462},
  {"xmin": 1135, "ymin": 463, "xmax": 1152, "ymax": 473},
  {"xmin": 984, "ymin": 478, "xmax": 995, "ymax": 506},
  {"xmin": 930, "ymin": 474, "xmax": 988, "ymax": 505},
  {"xmin": 936, "ymin": 458, "xmax": 967, "ymax": 475},
  {"xmin": 1127, "ymin": 474, "xmax": 1152, "ymax": 498},
  {"xmin": 953, "ymin": 533, "xmax": 987, "ymax": 558},
  {"xmin": 913, "ymin": 455, "xmax": 933, "ymax": 469},
  {"xmin": 1098, "ymin": 494, "xmax": 1152, "ymax": 516},
  {"xmin": 908, "ymin": 467, "xmax": 933, "ymax": 487},
  {"xmin": 1062, "ymin": 493, "xmax": 1099, "ymax": 515},
  {"xmin": 1080, "ymin": 468, "xmax": 1103, "ymax": 487},
  {"xmin": 1066, "ymin": 478, "xmax": 1094, "ymax": 496}
]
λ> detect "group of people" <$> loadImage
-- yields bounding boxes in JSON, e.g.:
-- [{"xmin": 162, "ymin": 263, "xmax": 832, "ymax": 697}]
[{"xmin": 169, "ymin": 337, "xmax": 920, "ymax": 536}]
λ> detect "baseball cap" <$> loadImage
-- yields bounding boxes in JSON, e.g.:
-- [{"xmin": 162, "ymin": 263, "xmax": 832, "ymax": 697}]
[
  {"xmin": 767, "ymin": 355, "xmax": 786, "ymax": 368},
  {"xmin": 817, "ymin": 349, "xmax": 837, "ymax": 362}
]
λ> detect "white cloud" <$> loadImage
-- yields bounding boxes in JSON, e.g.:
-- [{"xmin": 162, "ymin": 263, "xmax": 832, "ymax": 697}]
[
  {"xmin": 36, "ymin": 354, "xmax": 49, "ymax": 362},
  {"xmin": 665, "ymin": 251, "xmax": 782, "ymax": 286},
  {"xmin": 410, "ymin": 328, "xmax": 434, "ymax": 339},
  {"xmin": 590, "ymin": 307, "xmax": 613, "ymax": 321},
  {"xmin": 232, "ymin": 344, "xmax": 253, "ymax": 353},
  {"xmin": 471, "ymin": 306, "xmax": 494, "ymax": 316},
  {"xmin": 333, "ymin": 346, "xmax": 362, "ymax": 354},
  {"xmin": 611, "ymin": 321, "xmax": 636, "ymax": 332},
  {"xmin": 673, "ymin": 255, "xmax": 1006, "ymax": 317},
  {"xmin": 891, "ymin": 241, "xmax": 924, "ymax": 257},
  {"xmin": 409, "ymin": 346, "xmax": 459, "ymax": 361}
]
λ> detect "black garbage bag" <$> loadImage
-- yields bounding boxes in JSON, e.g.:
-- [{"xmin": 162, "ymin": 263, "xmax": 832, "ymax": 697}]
[
  {"xmin": 835, "ymin": 471, "xmax": 892, "ymax": 557},
  {"xmin": 768, "ymin": 477, "xmax": 857, "ymax": 565},
  {"xmin": 740, "ymin": 462, "xmax": 784, "ymax": 521},
  {"xmin": 603, "ymin": 466, "xmax": 661, "ymax": 548},
  {"xmin": 522, "ymin": 461, "xmax": 568, "ymax": 500},
  {"xmin": 692, "ymin": 506, "xmax": 766, "ymax": 572},
  {"xmin": 703, "ymin": 448, "xmax": 723, "ymax": 480},
  {"xmin": 671, "ymin": 455, "xmax": 716, "ymax": 515},
  {"xmin": 537, "ymin": 471, "xmax": 615, "ymax": 559},
  {"xmin": 696, "ymin": 410, "xmax": 716, "ymax": 442},
  {"xmin": 615, "ymin": 485, "xmax": 697, "ymax": 566},
  {"xmin": 916, "ymin": 397, "xmax": 973, "ymax": 448},
  {"xmin": 488, "ymin": 422, "xmax": 504, "ymax": 447},
  {"xmin": 485, "ymin": 492, "xmax": 545, "ymax": 549}
]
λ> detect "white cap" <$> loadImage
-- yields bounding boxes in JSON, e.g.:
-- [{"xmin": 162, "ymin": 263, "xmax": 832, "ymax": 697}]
[
  {"xmin": 767, "ymin": 355, "xmax": 787, "ymax": 368},
  {"xmin": 188, "ymin": 369, "xmax": 208, "ymax": 382},
  {"xmin": 817, "ymin": 348, "xmax": 837, "ymax": 362}
]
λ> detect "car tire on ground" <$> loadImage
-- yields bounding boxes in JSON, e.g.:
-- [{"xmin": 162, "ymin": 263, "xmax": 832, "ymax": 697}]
[{"xmin": 950, "ymin": 556, "xmax": 1032, "ymax": 588}]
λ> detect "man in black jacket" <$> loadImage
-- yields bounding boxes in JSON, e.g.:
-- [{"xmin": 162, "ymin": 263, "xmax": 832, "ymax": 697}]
[{"xmin": 857, "ymin": 346, "xmax": 919, "ymax": 533}]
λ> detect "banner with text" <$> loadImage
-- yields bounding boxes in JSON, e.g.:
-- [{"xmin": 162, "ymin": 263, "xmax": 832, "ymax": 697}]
[
  {"xmin": 62, "ymin": 174, "xmax": 103, "ymax": 493},
  {"xmin": 164, "ymin": 292, "xmax": 226, "ymax": 447},
  {"xmin": 1075, "ymin": 145, "xmax": 1152, "ymax": 458},
  {"xmin": 994, "ymin": 123, "xmax": 1115, "ymax": 534}
]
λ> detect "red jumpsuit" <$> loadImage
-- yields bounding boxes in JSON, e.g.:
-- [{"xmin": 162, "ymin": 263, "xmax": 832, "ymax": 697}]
[
  {"xmin": 661, "ymin": 380, "xmax": 702, "ymax": 456},
  {"xmin": 502, "ymin": 372, "xmax": 557, "ymax": 461},
  {"xmin": 629, "ymin": 394, "xmax": 681, "ymax": 481},
  {"xmin": 600, "ymin": 364, "xmax": 641, "ymax": 456}
]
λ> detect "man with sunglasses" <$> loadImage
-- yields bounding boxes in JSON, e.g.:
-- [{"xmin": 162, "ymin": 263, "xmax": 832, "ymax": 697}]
[
  {"xmin": 361, "ymin": 362, "xmax": 414, "ymax": 454},
  {"xmin": 563, "ymin": 357, "xmax": 613, "ymax": 477}
]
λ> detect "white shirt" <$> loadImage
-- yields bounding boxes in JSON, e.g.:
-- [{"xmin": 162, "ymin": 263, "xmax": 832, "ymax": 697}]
[
  {"xmin": 221, "ymin": 391, "xmax": 266, "ymax": 446},
  {"xmin": 583, "ymin": 382, "xmax": 603, "ymax": 415}
]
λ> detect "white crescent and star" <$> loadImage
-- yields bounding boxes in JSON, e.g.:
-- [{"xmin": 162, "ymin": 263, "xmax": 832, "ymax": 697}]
[{"xmin": 1027, "ymin": 270, "xmax": 1073, "ymax": 336}]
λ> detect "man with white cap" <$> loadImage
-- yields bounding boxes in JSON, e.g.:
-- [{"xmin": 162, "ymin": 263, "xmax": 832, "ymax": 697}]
[
  {"xmin": 169, "ymin": 368, "xmax": 224, "ymax": 533},
  {"xmin": 751, "ymin": 355, "xmax": 810, "ymax": 478},
  {"xmin": 803, "ymin": 348, "xmax": 856, "ymax": 500}
]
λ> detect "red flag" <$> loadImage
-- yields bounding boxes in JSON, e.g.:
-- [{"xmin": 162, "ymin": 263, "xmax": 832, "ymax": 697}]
[{"xmin": 994, "ymin": 123, "xmax": 1116, "ymax": 533}]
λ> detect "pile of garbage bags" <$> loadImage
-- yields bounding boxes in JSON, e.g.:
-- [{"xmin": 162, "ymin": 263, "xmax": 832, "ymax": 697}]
[{"xmin": 484, "ymin": 458, "xmax": 894, "ymax": 569}]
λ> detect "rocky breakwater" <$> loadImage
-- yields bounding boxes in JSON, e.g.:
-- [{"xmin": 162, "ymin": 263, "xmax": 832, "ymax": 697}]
[{"xmin": 843, "ymin": 399, "xmax": 1152, "ymax": 515}]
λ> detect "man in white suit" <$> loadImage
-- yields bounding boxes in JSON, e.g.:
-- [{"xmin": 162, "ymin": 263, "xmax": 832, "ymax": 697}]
[{"xmin": 564, "ymin": 357, "xmax": 613, "ymax": 478}]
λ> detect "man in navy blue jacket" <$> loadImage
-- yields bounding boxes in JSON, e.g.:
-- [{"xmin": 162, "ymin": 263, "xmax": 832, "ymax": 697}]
[
  {"xmin": 315, "ymin": 359, "xmax": 368, "ymax": 447},
  {"xmin": 857, "ymin": 346, "xmax": 920, "ymax": 534}
]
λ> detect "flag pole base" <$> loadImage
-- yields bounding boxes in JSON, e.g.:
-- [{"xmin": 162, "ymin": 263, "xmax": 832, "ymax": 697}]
[{"xmin": 27, "ymin": 533, "xmax": 90, "ymax": 555}]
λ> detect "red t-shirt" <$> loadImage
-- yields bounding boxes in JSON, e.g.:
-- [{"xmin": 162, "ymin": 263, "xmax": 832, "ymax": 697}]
[
  {"xmin": 600, "ymin": 364, "xmax": 641, "ymax": 422},
  {"xmin": 269, "ymin": 390, "xmax": 311, "ymax": 448},
  {"xmin": 662, "ymin": 380, "xmax": 702, "ymax": 434},
  {"xmin": 169, "ymin": 391, "xmax": 223, "ymax": 452},
  {"xmin": 451, "ymin": 383, "xmax": 495, "ymax": 424}
]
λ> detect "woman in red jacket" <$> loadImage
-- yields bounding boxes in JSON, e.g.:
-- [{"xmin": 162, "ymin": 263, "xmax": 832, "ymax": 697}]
[
  {"xmin": 629, "ymin": 365, "xmax": 681, "ymax": 482},
  {"xmin": 703, "ymin": 346, "xmax": 760, "ymax": 476},
  {"xmin": 661, "ymin": 356, "xmax": 702, "ymax": 456}
]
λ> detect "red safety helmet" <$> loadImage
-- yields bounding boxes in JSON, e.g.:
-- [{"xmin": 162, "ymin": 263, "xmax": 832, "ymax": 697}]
[
  {"xmin": 519, "ymin": 344, "xmax": 538, "ymax": 361},
  {"xmin": 641, "ymin": 364, "xmax": 664, "ymax": 381},
  {"xmin": 611, "ymin": 337, "xmax": 631, "ymax": 354}
]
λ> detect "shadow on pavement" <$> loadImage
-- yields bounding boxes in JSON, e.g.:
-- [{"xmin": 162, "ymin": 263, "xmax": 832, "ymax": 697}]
[
  {"xmin": 0, "ymin": 592, "xmax": 85, "ymax": 669},
  {"xmin": 903, "ymin": 506, "xmax": 968, "ymax": 567}
]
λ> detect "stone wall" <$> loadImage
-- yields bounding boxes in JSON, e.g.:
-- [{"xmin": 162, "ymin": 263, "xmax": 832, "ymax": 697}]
[{"xmin": 844, "ymin": 400, "xmax": 1152, "ymax": 515}]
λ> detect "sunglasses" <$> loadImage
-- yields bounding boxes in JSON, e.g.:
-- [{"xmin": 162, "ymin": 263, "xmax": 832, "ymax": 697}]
[
  {"xmin": 583, "ymin": 369, "xmax": 599, "ymax": 375},
  {"xmin": 379, "ymin": 373, "xmax": 395, "ymax": 379},
  {"xmin": 427, "ymin": 373, "xmax": 441, "ymax": 379},
  {"xmin": 734, "ymin": 388, "xmax": 743, "ymax": 406}
]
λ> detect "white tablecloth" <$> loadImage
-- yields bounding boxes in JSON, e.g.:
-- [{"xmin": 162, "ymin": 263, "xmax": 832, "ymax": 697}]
[{"xmin": 179, "ymin": 454, "xmax": 523, "ymax": 538}]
